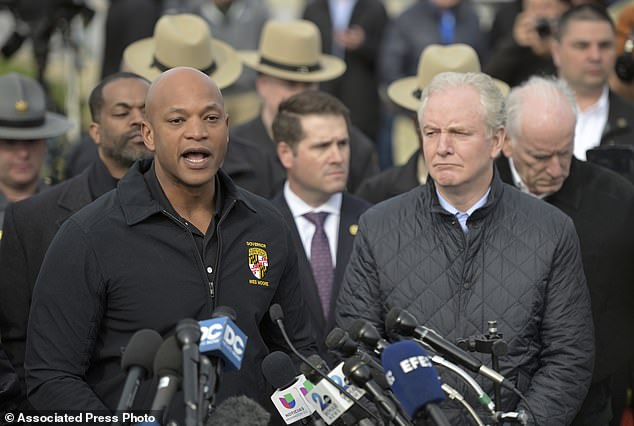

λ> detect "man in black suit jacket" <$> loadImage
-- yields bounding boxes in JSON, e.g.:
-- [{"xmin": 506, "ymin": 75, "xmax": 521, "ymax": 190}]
[
  {"xmin": 499, "ymin": 76, "xmax": 634, "ymax": 426},
  {"xmin": 231, "ymin": 20, "xmax": 379, "ymax": 198},
  {"xmin": 303, "ymin": 0, "xmax": 388, "ymax": 140},
  {"xmin": 0, "ymin": 72, "xmax": 151, "ymax": 401},
  {"xmin": 270, "ymin": 91, "xmax": 371, "ymax": 359},
  {"xmin": 552, "ymin": 4, "xmax": 634, "ymax": 183}
]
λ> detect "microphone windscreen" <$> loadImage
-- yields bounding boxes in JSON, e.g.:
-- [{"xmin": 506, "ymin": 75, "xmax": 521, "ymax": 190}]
[
  {"xmin": 325, "ymin": 327, "xmax": 346, "ymax": 349},
  {"xmin": 325, "ymin": 328, "xmax": 358, "ymax": 356},
  {"xmin": 207, "ymin": 395, "xmax": 270, "ymax": 426},
  {"xmin": 121, "ymin": 329, "xmax": 163, "ymax": 375},
  {"xmin": 299, "ymin": 354, "xmax": 329, "ymax": 383},
  {"xmin": 348, "ymin": 319, "xmax": 367, "ymax": 341},
  {"xmin": 212, "ymin": 305, "xmax": 237, "ymax": 320},
  {"xmin": 261, "ymin": 351, "xmax": 297, "ymax": 389},
  {"xmin": 153, "ymin": 335, "xmax": 182, "ymax": 377},
  {"xmin": 384, "ymin": 307, "xmax": 402, "ymax": 332},
  {"xmin": 269, "ymin": 304, "xmax": 284, "ymax": 322},
  {"xmin": 381, "ymin": 340, "xmax": 445, "ymax": 418}
]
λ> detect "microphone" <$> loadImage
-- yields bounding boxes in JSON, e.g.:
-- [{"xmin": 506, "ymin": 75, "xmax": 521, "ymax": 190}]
[
  {"xmin": 300, "ymin": 354, "xmax": 331, "ymax": 383},
  {"xmin": 115, "ymin": 329, "xmax": 163, "ymax": 417},
  {"xmin": 337, "ymin": 323, "xmax": 392, "ymax": 390},
  {"xmin": 326, "ymin": 328, "xmax": 385, "ymax": 374},
  {"xmin": 175, "ymin": 319, "xmax": 202, "ymax": 426},
  {"xmin": 348, "ymin": 319, "xmax": 390, "ymax": 355},
  {"xmin": 325, "ymin": 328, "xmax": 358, "ymax": 357},
  {"xmin": 206, "ymin": 395, "xmax": 271, "ymax": 426},
  {"xmin": 380, "ymin": 340, "xmax": 450, "ymax": 426},
  {"xmin": 342, "ymin": 357, "xmax": 412, "ymax": 426},
  {"xmin": 151, "ymin": 336, "xmax": 183, "ymax": 422},
  {"xmin": 385, "ymin": 308, "xmax": 509, "ymax": 388},
  {"xmin": 198, "ymin": 306, "xmax": 244, "ymax": 415},
  {"xmin": 199, "ymin": 313, "xmax": 247, "ymax": 371},
  {"xmin": 300, "ymin": 354, "xmax": 376, "ymax": 426},
  {"xmin": 198, "ymin": 355, "xmax": 212, "ymax": 426},
  {"xmin": 262, "ymin": 351, "xmax": 321, "ymax": 425},
  {"xmin": 269, "ymin": 304, "xmax": 382, "ymax": 424}
]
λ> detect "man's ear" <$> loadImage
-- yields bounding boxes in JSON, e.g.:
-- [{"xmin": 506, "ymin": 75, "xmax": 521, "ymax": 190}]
[
  {"xmin": 141, "ymin": 121, "xmax": 156, "ymax": 152},
  {"xmin": 501, "ymin": 134, "xmax": 514, "ymax": 158},
  {"xmin": 88, "ymin": 122, "xmax": 101, "ymax": 146},
  {"xmin": 490, "ymin": 127, "xmax": 506, "ymax": 159},
  {"xmin": 551, "ymin": 39, "xmax": 562, "ymax": 68},
  {"xmin": 277, "ymin": 142, "xmax": 294, "ymax": 170}
]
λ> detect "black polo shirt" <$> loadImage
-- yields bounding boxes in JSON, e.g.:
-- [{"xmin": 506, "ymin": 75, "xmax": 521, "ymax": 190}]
[{"xmin": 143, "ymin": 161, "xmax": 224, "ymax": 297}]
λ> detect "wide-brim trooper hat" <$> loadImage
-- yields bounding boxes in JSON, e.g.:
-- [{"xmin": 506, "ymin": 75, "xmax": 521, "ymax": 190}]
[
  {"xmin": 123, "ymin": 13, "xmax": 243, "ymax": 88},
  {"xmin": 388, "ymin": 44, "xmax": 510, "ymax": 111},
  {"xmin": 0, "ymin": 73, "xmax": 72, "ymax": 140},
  {"xmin": 239, "ymin": 20, "xmax": 346, "ymax": 83}
]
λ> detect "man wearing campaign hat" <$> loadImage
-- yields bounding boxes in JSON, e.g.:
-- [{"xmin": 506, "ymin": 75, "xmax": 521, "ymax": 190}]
[
  {"xmin": 117, "ymin": 13, "xmax": 277, "ymax": 196},
  {"xmin": 356, "ymin": 44, "xmax": 509, "ymax": 204},
  {"xmin": 0, "ymin": 73, "xmax": 71, "ymax": 230},
  {"xmin": 230, "ymin": 19, "xmax": 379, "ymax": 198}
]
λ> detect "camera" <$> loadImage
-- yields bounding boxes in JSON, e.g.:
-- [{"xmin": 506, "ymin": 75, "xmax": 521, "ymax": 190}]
[{"xmin": 535, "ymin": 17, "xmax": 552, "ymax": 38}]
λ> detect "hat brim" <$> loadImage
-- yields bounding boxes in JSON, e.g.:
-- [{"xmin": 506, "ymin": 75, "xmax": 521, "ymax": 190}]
[
  {"xmin": 387, "ymin": 76, "xmax": 511, "ymax": 112},
  {"xmin": 0, "ymin": 111, "xmax": 72, "ymax": 140},
  {"xmin": 239, "ymin": 51, "xmax": 346, "ymax": 82},
  {"xmin": 123, "ymin": 38, "xmax": 243, "ymax": 89}
]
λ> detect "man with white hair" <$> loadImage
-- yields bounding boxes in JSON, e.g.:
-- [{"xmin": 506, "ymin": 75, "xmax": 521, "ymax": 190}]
[
  {"xmin": 498, "ymin": 75, "xmax": 634, "ymax": 425},
  {"xmin": 336, "ymin": 72, "xmax": 594, "ymax": 424}
]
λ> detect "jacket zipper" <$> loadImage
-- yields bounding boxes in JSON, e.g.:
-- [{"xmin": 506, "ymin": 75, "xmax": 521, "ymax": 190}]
[
  {"xmin": 161, "ymin": 209, "xmax": 214, "ymax": 302},
  {"xmin": 210, "ymin": 199, "xmax": 237, "ymax": 309}
]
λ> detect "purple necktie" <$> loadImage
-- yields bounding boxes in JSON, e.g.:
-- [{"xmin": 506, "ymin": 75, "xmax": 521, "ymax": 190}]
[{"xmin": 304, "ymin": 212, "xmax": 334, "ymax": 318}]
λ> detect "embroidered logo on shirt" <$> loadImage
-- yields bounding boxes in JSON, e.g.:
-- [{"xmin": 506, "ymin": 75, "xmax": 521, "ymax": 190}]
[{"xmin": 247, "ymin": 241, "xmax": 269, "ymax": 286}]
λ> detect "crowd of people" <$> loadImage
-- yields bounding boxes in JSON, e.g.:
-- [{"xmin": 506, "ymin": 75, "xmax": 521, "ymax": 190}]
[{"xmin": 1, "ymin": 0, "xmax": 634, "ymax": 425}]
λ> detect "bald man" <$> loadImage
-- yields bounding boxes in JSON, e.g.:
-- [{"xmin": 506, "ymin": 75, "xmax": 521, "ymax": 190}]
[{"xmin": 25, "ymin": 67, "xmax": 317, "ymax": 416}]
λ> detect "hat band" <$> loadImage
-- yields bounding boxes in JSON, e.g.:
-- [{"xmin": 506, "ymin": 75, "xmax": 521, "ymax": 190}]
[
  {"xmin": 259, "ymin": 56, "xmax": 322, "ymax": 74},
  {"xmin": 151, "ymin": 56, "xmax": 217, "ymax": 75},
  {"xmin": 0, "ymin": 116, "xmax": 45, "ymax": 128}
]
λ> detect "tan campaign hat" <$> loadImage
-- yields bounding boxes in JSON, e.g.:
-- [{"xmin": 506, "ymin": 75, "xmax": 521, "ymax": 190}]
[
  {"xmin": 122, "ymin": 14, "xmax": 243, "ymax": 88},
  {"xmin": 239, "ymin": 20, "xmax": 346, "ymax": 83},
  {"xmin": 0, "ymin": 73, "xmax": 72, "ymax": 140},
  {"xmin": 388, "ymin": 44, "xmax": 510, "ymax": 111}
]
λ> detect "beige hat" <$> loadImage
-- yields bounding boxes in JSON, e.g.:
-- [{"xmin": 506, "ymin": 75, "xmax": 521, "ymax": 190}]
[
  {"xmin": 122, "ymin": 14, "xmax": 242, "ymax": 88},
  {"xmin": 239, "ymin": 20, "xmax": 346, "ymax": 82},
  {"xmin": 388, "ymin": 44, "xmax": 510, "ymax": 111}
]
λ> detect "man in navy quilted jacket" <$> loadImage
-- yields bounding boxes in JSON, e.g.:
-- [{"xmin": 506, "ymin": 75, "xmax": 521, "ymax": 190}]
[{"xmin": 336, "ymin": 71, "xmax": 594, "ymax": 424}]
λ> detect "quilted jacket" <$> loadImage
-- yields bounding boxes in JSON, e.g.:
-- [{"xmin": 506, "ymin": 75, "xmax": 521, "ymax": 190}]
[{"xmin": 335, "ymin": 172, "xmax": 594, "ymax": 425}]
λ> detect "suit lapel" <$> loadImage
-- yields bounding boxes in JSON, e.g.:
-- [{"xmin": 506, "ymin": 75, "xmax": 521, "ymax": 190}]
[
  {"xmin": 55, "ymin": 172, "xmax": 93, "ymax": 229},
  {"xmin": 330, "ymin": 194, "xmax": 360, "ymax": 327},
  {"xmin": 272, "ymin": 194, "xmax": 327, "ymax": 329}
]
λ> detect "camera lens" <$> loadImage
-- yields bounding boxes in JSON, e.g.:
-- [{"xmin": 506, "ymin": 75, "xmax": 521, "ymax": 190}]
[{"xmin": 535, "ymin": 18, "xmax": 551, "ymax": 38}]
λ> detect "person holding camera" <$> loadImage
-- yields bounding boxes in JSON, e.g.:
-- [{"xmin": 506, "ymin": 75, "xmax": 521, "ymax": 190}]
[{"xmin": 484, "ymin": 0, "xmax": 571, "ymax": 86}]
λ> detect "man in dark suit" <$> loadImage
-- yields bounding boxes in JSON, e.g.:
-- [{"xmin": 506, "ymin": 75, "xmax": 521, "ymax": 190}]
[
  {"xmin": 303, "ymin": 0, "xmax": 388, "ymax": 140},
  {"xmin": 498, "ymin": 75, "xmax": 634, "ymax": 425},
  {"xmin": 552, "ymin": 4, "xmax": 634, "ymax": 181},
  {"xmin": 231, "ymin": 19, "xmax": 379, "ymax": 198},
  {"xmin": 270, "ymin": 91, "xmax": 371, "ymax": 359},
  {"xmin": 0, "ymin": 71, "xmax": 150, "ymax": 401}
]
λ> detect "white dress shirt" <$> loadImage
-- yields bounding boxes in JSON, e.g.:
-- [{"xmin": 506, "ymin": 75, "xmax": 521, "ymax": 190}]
[
  {"xmin": 574, "ymin": 85, "xmax": 609, "ymax": 161},
  {"xmin": 284, "ymin": 182, "xmax": 341, "ymax": 266}
]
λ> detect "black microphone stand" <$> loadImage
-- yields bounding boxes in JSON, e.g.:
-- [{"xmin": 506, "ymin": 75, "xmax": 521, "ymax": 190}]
[{"xmin": 456, "ymin": 320, "xmax": 508, "ymax": 410}]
